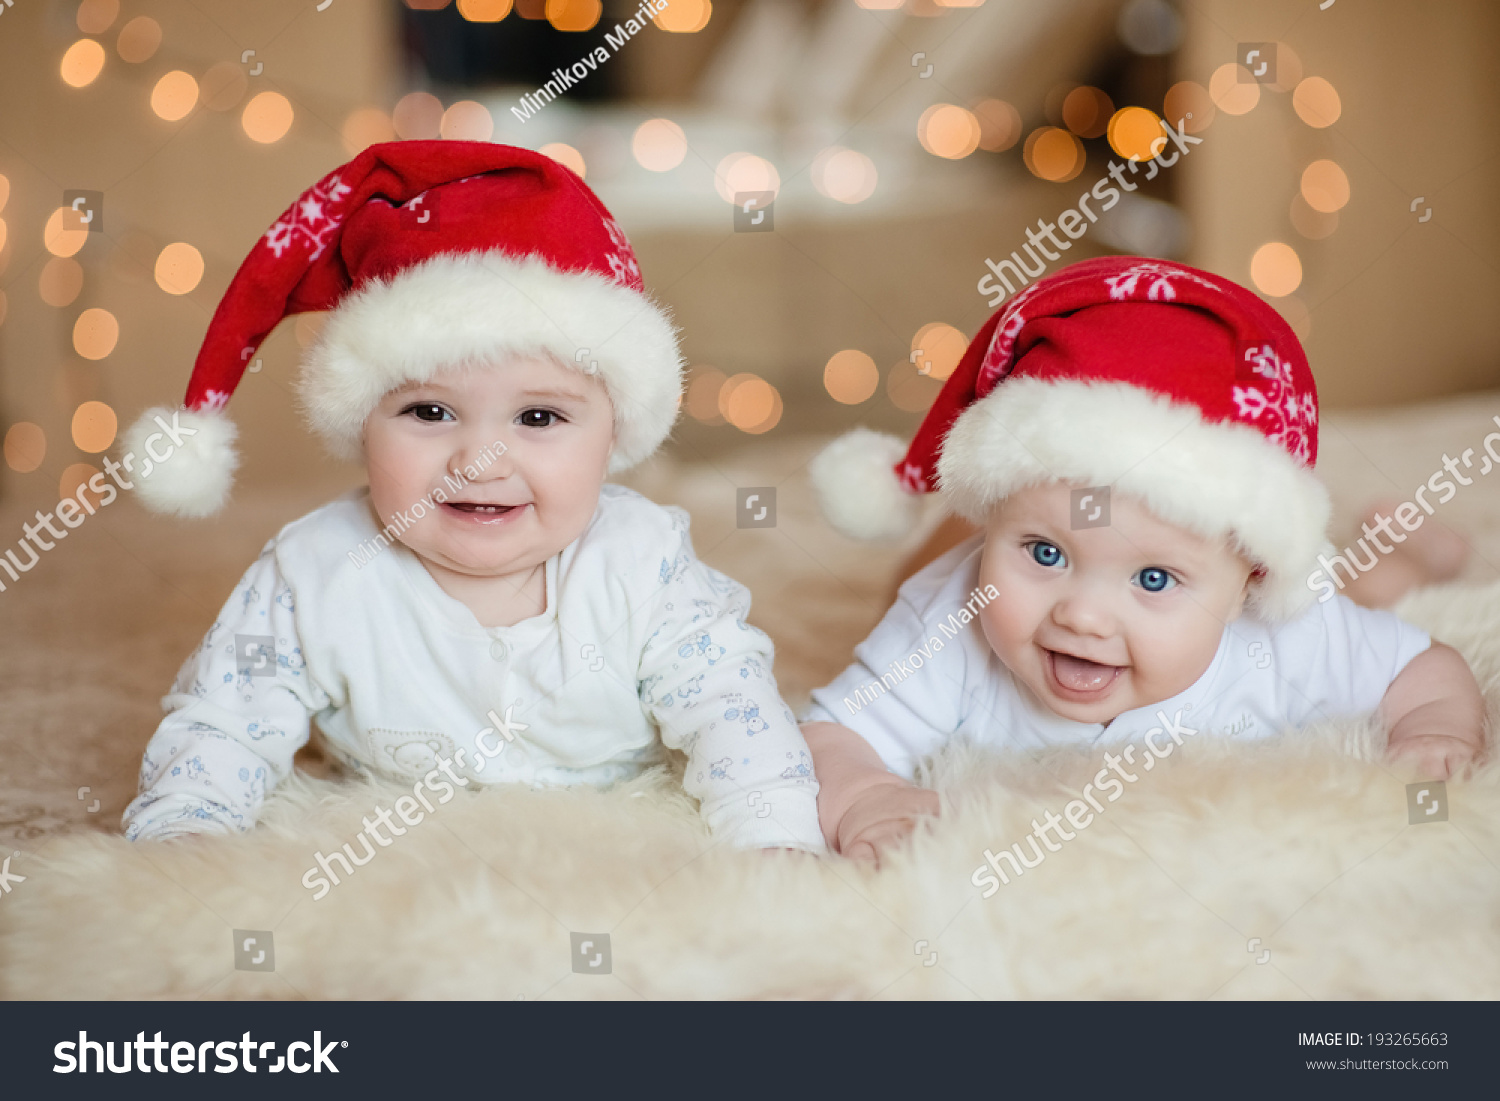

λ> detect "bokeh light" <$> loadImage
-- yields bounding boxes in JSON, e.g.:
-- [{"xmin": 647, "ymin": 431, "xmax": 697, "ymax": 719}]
[
  {"xmin": 342, "ymin": 107, "xmax": 397, "ymax": 155},
  {"xmin": 719, "ymin": 373, "xmax": 780, "ymax": 433},
  {"xmin": 44, "ymin": 208, "xmax": 89, "ymax": 258},
  {"xmin": 40, "ymin": 258, "xmax": 85, "ymax": 308},
  {"xmin": 1024, "ymin": 126, "xmax": 1085, "ymax": 181},
  {"xmin": 973, "ymin": 99, "xmax": 1021, "ymax": 152},
  {"xmin": 1163, "ymin": 80, "xmax": 1214, "ymax": 133},
  {"xmin": 824, "ymin": 350, "xmax": 879, "ymax": 405},
  {"xmin": 77, "ymin": 0, "xmax": 119, "ymax": 33},
  {"xmin": 4, "ymin": 423, "xmax": 45, "ymax": 474},
  {"xmin": 61, "ymin": 463, "xmax": 103, "ymax": 507},
  {"xmin": 1209, "ymin": 63, "xmax": 1259, "ymax": 115},
  {"xmin": 632, "ymin": 119, "xmax": 687, "ymax": 172},
  {"xmin": 441, "ymin": 100, "xmax": 494, "ymax": 140},
  {"xmin": 1063, "ymin": 86, "xmax": 1114, "ymax": 139},
  {"xmin": 1300, "ymin": 159, "xmax": 1349, "ymax": 213},
  {"xmin": 1293, "ymin": 76, "xmax": 1341, "ymax": 128},
  {"xmin": 1274, "ymin": 295, "xmax": 1312, "ymax": 343},
  {"xmin": 686, "ymin": 367, "xmax": 727, "ymax": 424},
  {"xmin": 855, "ymin": 0, "xmax": 902, "ymax": 8},
  {"xmin": 0, "ymin": 217, "xmax": 6, "ymax": 254},
  {"xmin": 654, "ymin": 0, "xmax": 711, "ymax": 32},
  {"xmin": 911, "ymin": 322, "xmax": 966, "ymax": 381},
  {"xmin": 918, "ymin": 104, "xmax": 980, "ymax": 159},
  {"xmin": 887, "ymin": 360, "xmax": 942, "ymax": 413},
  {"xmin": 714, "ymin": 152, "xmax": 779, "ymax": 203},
  {"xmin": 116, "ymin": 16, "xmax": 162, "ymax": 63},
  {"xmin": 1106, "ymin": 106, "xmax": 1162, "ymax": 161},
  {"xmin": 393, "ymin": 92, "xmax": 444, "ymax": 139},
  {"xmin": 547, "ymin": 0, "xmax": 601, "ymax": 30},
  {"xmin": 1250, "ymin": 242, "xmax": 1302, "ymax": 297},
  {"xmin": 811, "ymin": 147, "xmax": 877, "ymax": 204},
  {"xmin": 0, "ymin": 172, "xmax": 8, "ymax": 212},
  {"xmin": 540, "ymin": 143, "xmax": 586, "ymax": 178},
  {"xmin": 242, "ymin": 91, "xmax": 294, "ymax": 143},
  {"xmin": 200, "ymin": 61, "xmax": 248, "ymax": 112},
  {"xmin": 1289, "ymin": 193, "xmax": 1338, "ymax": 240},
  {"xmin": 155, "ymin": 242, "xmax": 204, "ymax": 295},
  {"xmin": 61, "ymin": 39, "xmax": 107, "ymax": 88},
  {"xmin": 1116, "ymin": 0, "xmax": 1181, "ymax": 55},
  {"xmin": 458, "ymin": 0, "xmax": 512, "ymax": 18},
  {"xmin": 150, "ymin": 70, "xmax": 198, "ymax": 121},
  {"xmin": 72, "ymin": 308, "xmax": 119, "ymax": 360},
  {"xmin": 71, "ymin": 401, "xmax": 117, "ymax": 453}
]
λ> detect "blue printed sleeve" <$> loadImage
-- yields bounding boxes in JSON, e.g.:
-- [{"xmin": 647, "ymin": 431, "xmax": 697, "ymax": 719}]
[{"xmin": 122, "ymin": 544, "xmax": 329, "ymax": 841}]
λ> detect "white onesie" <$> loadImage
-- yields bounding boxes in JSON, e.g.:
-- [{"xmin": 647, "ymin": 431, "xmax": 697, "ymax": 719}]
[
  {"xmin": 802, "ymin": 537, "xmax": 1431, "ymax": 777},
  {"xmin": 124, "ymin": 484, "xmax": 823, "ymax": 850}
]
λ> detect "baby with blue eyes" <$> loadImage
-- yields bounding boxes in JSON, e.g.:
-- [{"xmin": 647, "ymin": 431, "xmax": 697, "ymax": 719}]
[{"xmin": 799, "ymin": 256, "xmax": 1484, "ymax": 862}]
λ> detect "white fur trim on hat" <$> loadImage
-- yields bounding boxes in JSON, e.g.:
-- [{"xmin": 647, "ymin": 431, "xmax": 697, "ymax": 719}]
[
  {"xmin": 936, "ymin": 378, "xmax": 1331, "ymax": 620},
  {"xmin": 299, "ymin": 251, "xmax": 683, "ymax": 473},
  {"xmin": 809, "ymin": 428, "xmax": 923, "ymax": 541},
  {"xmin": 118, "ymin": 406, "xmax": 240, "ymax": 518}
]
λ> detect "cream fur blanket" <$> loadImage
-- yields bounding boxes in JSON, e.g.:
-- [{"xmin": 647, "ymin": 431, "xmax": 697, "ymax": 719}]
[{"xmin": 3, "ymin": 579, "xmax": 1497, "ymax": 1001}]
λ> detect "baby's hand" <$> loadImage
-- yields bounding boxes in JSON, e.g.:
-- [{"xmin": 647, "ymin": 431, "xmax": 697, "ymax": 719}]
[
  {"xmin": 1380, "ymin": 642, "xmax": 1486, "ymax": 782},
  {"xmin": 1386, "ymin": 732, "xmax": 1480, "ymax": 781},
  {"xmin": 836, "ymin": 783, "xmax": 939, "ymax": 865}
]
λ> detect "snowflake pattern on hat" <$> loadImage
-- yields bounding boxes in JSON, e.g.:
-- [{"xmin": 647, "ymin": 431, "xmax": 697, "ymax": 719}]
[
  {"xmin": 1233, "ymin": 343, "xmax": 1318, "ymax": 462},
  {"xmin": 1103, "ymin": 260, "xmax": 1218, "ymax": 302},
  {"xmin": 602, "ymin": 215, "xmax": 642, "ymax": 287},
  {"xmin": 264, "ymin": 172, "xmax": 353, "ymax": 260}
]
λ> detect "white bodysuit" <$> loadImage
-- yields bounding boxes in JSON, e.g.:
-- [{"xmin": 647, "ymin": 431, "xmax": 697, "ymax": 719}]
[
  {"xmin": 802, "ymin": 538, "xmax": 1431, "ymax": 777},
  {"xmin": 123, "ymin": 485, "xmax": 823, "ymax": 849}
]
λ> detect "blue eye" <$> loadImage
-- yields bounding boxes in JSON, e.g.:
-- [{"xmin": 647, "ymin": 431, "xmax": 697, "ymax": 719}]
[
  {"xmin": 1029, "ymin": 541, "xmax": 1064, "ymax": 568},
  {"xmin": 1136, "ymin": 567, "xmax": 1175, "ymax": 592}
]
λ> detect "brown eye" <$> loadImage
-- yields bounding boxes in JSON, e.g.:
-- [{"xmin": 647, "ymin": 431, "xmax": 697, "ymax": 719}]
[
  {"xmin": 517, "ymin": 409, "xmax": 560, "ymax": 428},
  {"xmin": 403, "ymin": 403, "xmax": 451, "ymax": 422}
]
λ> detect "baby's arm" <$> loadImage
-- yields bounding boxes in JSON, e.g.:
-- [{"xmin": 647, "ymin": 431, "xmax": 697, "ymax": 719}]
[
  {"xmin": 123, "ymin": 547, "xmax": 323, "ymax": 841},
  {"xmin": 637, "ymin": 547, "xmax": 823, "ymax": 850},
  {"xmin": 803, "ymin": 721, "xmax": 938, "ymax": 862},
  {"xmin": 1381, "ymin": 642, "xmax": 1485, "ymax": 779}
]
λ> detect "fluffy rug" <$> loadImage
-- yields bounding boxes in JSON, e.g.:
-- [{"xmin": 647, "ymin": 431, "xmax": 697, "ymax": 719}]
[{"xmin": 2, "ymin": 578, "xmax": 1497, "ymax": 1000}]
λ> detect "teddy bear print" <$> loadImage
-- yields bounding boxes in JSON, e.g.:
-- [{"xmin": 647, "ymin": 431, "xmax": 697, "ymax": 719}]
[{"xmin": 367, "ymin": 729, "xmax": 459, "ymax": 779}]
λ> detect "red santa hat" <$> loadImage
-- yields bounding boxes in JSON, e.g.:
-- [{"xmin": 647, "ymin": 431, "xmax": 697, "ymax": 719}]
[
  {"xmin": 121, "ymin": 140, "xmax": 683, "ymax": 517},
  {"xmin": 810, "ymin": 256, "xmax": 1330, "ymax": 620}
]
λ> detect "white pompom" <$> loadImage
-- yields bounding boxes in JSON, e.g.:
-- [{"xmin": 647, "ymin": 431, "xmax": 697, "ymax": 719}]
[
  {"xmin": 809, "ymin": 428, "xmax": 922, "ymax": 541},
  {"xmin": 118, "ymin": 406, "xmax": 239, "ymax": 518}
]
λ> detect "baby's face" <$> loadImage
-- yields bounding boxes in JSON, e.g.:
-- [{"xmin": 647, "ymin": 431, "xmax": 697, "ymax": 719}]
[
  {"xmin": 362, "ymin": 355, "xmax": 615, "ymax": 580},
  {"xmin": 977, "ymin": 483, "xmax": 1253, "ymax": 724}
]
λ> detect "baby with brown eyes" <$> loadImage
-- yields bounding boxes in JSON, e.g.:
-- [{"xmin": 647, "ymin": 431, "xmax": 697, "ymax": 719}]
[
  {"xmin": 120, "ymin": 142, "xmax": 823, "ymax": 854},
  {"xmin": 801, "ymin": 257, "xmax": 1484, "ymax": 863}
]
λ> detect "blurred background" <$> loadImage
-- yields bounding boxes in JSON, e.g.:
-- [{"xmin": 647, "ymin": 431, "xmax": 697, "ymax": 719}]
[
  {"xmin": 2, "ymin": 0, "xmax": 1498, "ymax": 505},
  {"xmin": 3, "ymin": 0, "xmax": 1500, "ymax": 846}
]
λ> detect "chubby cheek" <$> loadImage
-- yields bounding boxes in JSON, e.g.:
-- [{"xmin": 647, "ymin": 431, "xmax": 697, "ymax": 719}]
[
  {"xmin": 1126, "ymin": 613, "xmax": 1219, "ymax": 694},
  {"xmin": 977, "ymin": 578, "xmax": 1038, "ymax": 670}
]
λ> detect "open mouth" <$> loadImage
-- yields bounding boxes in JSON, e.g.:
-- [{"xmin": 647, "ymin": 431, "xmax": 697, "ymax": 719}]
[
  {"xmin": 1045, "ymin": 648, "xmax": 1125, "ymax": 700},
  {"xmin": 442, "ymin": 501, "xmax": 528, "ymax": 525}
]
